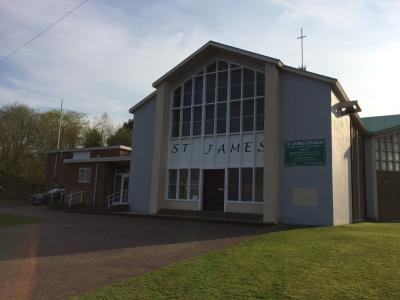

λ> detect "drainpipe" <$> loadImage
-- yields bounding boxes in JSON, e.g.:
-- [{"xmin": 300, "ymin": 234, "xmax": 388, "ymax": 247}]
[{"xmin": 92, "ymin": 155, "xmax": 99, "ymax": 207}]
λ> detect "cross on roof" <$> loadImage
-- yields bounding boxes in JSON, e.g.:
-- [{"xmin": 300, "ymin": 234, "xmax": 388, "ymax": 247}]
[{"xmin": 297, "ymin": 28, "xmax": 307, "ymax": 70}]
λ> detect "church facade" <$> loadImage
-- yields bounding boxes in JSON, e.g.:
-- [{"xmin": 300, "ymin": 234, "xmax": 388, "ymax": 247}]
[{"xmin": 127, "ymin": 41, "xmax": 367, "ymax": 225}]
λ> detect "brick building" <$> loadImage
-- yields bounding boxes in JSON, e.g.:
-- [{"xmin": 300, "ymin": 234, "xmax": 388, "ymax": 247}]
[{"xmin": 46, "ymin": 145, "xmax": 131, "ymax": 208}]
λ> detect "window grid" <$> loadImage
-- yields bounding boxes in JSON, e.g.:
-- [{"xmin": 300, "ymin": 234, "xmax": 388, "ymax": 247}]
[
  {"xmin": 167, "ymin": 168, "xmax": 264, "ymax": 203},
  {"xmin": 227, "ymin": 167, "xmax": 263, "ymax": 203},
  {"xmin": 170, "ymin": 59, "xmax": 265, "ymax": 138},
  {"xmin": 167, "ymin": 169, "xmax": 200, "ymax": 200},
  {"xmin": 376, "ymin": 134, "xmax": 400, "ymax": 172},
  {"xmin": 78, "ymin": 167, "xmax": 91, "ymax": 183}
]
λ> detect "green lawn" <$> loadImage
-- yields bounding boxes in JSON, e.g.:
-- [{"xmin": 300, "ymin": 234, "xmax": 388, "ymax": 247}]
[
  {"xmin": 74, "ymin": 222, "xmax": 400, "ymax": 300},
  {"xmin": 0, "ymin": 212, "xmax": 43, "ymax": 226}
]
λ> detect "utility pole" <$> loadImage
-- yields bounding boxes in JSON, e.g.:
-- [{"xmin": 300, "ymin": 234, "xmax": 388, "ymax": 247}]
[
  {"xmin": 297, "ymin": 28, "xmax": 307, "ymax": 70},
  {"xmin": 57, "ymin": 99, "xmax": 63, "ymax": 151},
  {"xmin": 53, "ymin": 99, "xmax": 64, "ymax": 183}
]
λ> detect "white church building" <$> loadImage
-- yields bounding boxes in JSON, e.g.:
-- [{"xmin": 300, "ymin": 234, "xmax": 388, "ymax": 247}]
[{"xmin": 127, "ymin": 41, "xmax": 367, "ymax": 225}]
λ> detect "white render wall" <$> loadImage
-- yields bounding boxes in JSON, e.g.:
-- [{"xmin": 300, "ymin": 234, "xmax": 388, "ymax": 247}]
[{"xmin": 331, "ymin": 92, "xmax": 352, "ymax": 225}]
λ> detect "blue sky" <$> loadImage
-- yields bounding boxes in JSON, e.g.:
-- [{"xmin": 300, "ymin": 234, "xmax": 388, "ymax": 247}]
[{"xmin": 0, "ymin": 0, "xmax": 399, "ymax": 124}]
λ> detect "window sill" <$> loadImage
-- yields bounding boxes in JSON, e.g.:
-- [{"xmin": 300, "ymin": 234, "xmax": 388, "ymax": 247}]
[
  {"xmin": 165, "ymin": 198, "xmax": 199, "ymax": 202},
  {"xmin": 226, "ymin": 201, "xmax": 263, "ymax": 204}
]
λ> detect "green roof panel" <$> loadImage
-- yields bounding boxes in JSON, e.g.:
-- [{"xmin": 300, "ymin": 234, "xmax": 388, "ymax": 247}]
[{"xmin": 361, "ymin": 114, "xmax": 400, "ymax": 134}]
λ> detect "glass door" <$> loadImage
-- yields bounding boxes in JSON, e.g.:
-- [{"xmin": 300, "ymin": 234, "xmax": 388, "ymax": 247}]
[
  {"xmin": 113, "ymin": 173, "xmax": 129, "ymax": 202},
  {"xmin": 121, "ymin": 174, "xmax": 129, "ymax": 202}
]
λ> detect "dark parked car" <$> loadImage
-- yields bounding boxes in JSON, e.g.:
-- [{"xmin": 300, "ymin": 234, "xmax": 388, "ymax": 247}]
[{"xmin": 31, "ymin": 187, "xmax": 65, "ymax": 205}]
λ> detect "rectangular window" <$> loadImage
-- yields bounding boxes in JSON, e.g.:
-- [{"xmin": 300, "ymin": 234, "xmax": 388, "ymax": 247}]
[
  {"xmin": 217, "ymin": 71, "xmax": 228, "ymax": 102},
  {"xmin": 376, "ymin": 135, "xmax": 400, "ymax": 172},
  {"xmin": 205, "ymin": 104, "xmax": 215, "ymax": 135},
  {"xmin": 173, "ymin": 87, "xmax": 181, "ymax": 108},
  {"xmin": 216, "ymin": 103, "xmax": 227, "ymax": 134},
  {"xmin": 179, "ymin": 169, "xmax": 188, "ymax": 199},
  {"xmin": 192, "ymin": 106, "xmax": 202, "ymax": 136},
  {"xmin": 206, "ymin": 62, "xmax": 216, "ymax": 73},
  {"xmin": 243, "ymin": 68, "xmax": 255, "ymax": 98},
  {"xmin": 206, "ymin": 73, "xmax": 216, "ymax": 103},
  {"xmin": 228, "ymin": 168, "xmax": 239, "ymax": 201},
  {"xmin": 255, "ymin": 168, "xmax": 263, "ymax": 202},
  {"xmin": 256, "ymin": 72, "xmax": 265, "ymax": 97},
  {"xmin": 78, "ymin": 167, "xmax": 91, "ymax": 183},
  {"xmin": 256, "ymin": 97, "xmax": 264, "ymax": 131},
  {"xmin": 218, "ymin": 60, "xmax": 228, "ymax": 71},
  {"xmin": 183, "ymin": 79, "xmax": 192, "ymax": 106},
  {"xmin": 190, "ymin": 169, "xmax": 199, "ymax": 200},
  {"xmin": 168, "ymin": 170, "xmax": 177, "ymax": 199},
  {"xmin": 172, "ymin": 109, "xmax": 180, "ymax": 137},
  {"xmin": 194, "ymin": 76, "xmax": 203, "ymax": 105},
  {"xmin": 230, "ymin": 69, "xmax": 241, "ymax": 100},
  {"xmin": 242, "ymin": 99, "xmax": 254, "ymax": 132},
  {"xmin": 182, "ymin": 108, "xmax": 191, "ymax": 137},
  {"xmin": 241, "ymin": 168, "xmax": 253, "ymax": 201},
  {"xmin": 229, "ymin": 101, "xmax": 240, "ymax": 133}
]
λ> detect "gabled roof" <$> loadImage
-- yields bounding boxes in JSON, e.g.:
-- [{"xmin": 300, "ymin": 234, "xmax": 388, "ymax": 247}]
[
  {"xmin": 151, "ymin": 40, "xmax": 341, "ymax": 89},
  {"xmin": 129, "ymin": 90, "xmax": 157, "ymax": 113},
  {"xmin": 152, "ymin": 40, "xmax": 283, "ymax": 87},
  {"xmin": 129, "ymin": 41, "xmax": 366, "ymax": 131},
  {"xmin": 361, "ymin": 114, "xmax": 400, "ymax": 135}
]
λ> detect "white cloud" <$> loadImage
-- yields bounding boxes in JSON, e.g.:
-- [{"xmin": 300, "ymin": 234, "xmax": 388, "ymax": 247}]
[{"xmin": 0, "ymin": 0, "xmax": 399, "ymax": 122}]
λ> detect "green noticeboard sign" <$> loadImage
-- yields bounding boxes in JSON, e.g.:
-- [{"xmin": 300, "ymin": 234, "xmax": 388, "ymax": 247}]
[{"xmin": 284, "ymin": 139, "xmax": 326, "ymax": 167}]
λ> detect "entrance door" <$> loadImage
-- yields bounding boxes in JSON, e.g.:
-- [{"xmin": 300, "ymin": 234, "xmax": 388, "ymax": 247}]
[
  {"xmin": 203, "ymin": 169, "xmax": 225, "ymax": 212},
  {"xmin": 121, "ymin": 174, "xmax": 129, "ymax": 202},
  {"xmin": 114, "ymin": 173, "xmax": 129, "ymax": 202}
]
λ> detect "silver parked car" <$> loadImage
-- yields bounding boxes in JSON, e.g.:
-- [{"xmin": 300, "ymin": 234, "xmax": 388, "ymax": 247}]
[{"xmin": 31, "ymin": 187, "xmax": 65, "ymax": 205}]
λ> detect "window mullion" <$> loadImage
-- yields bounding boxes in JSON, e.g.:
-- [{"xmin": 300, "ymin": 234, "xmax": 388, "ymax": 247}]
[
  {"xmin": 188, "ymin": 169, "xmax": 191, "ymax": 200},
  {"xmin": 252, "ymin": 168, "xmax": 256, "ymax": 202},
  {"xmin": 240, "ymin": 68, "xmax": 243, "ymax": 133},
  {"xmin": 238, "ymin": 168, "xmax": 242, "ymax": 202},
  {"xmin": 176, "ymin": 169, "xmax": 180, "ymax": 200}
]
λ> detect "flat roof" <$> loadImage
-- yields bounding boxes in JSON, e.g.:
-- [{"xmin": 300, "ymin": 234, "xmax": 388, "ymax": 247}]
[
  {"xmin": 63, "ymin": 156, "xmax": 131, "ymax": 163},
  {"xmin": 47, "ymin": 145, "xmax": 131, "ymax": 154}
]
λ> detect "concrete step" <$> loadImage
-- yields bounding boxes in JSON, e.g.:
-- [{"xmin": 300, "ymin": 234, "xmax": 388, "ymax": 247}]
[{"xmin": 157, "ymin": 209, "xmax": 264, "ymax": 225}]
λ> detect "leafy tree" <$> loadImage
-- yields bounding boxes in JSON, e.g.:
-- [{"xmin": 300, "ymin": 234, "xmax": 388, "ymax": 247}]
[
  {"xmin": 35, "ymin": 109, "xmax": 87, "ymax": 153},
  {"xmin": 83, "ymin": 128, "xmax": 103, "ymax": 147},
  {"xmin": 106, "ymin": 120, "xmax": 133, "ymax": 146},
  {"xmin": 0, "ymin": 103, "xmax": 124, "ymax": 188},
  {"xmin": 93, "ymin": 112, "xmax": 114, "ymax": 146},
  {"xmin": 0, "ymin": 103, "xmax": 38, "ymax": 178}
]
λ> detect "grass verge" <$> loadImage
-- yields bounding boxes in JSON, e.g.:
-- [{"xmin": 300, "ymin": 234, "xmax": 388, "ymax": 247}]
[
  {"xmin": 0, "ymin": 212, "xmax": 43, "ymax": 227},
  {"xmin": 73, "ymin": 222, "xmax": 400, "ymax": 300}
]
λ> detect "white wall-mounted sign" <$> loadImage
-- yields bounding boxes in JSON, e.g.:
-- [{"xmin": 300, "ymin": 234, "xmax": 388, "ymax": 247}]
[{"xmin": 168, "ymin": 132, "xmax": 264, "ymax": 169}]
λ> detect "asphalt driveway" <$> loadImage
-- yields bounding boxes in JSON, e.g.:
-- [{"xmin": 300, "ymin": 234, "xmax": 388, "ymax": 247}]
[{"xmin": 0, "ymin": 202, "xmax": 277, "ymax": 299}]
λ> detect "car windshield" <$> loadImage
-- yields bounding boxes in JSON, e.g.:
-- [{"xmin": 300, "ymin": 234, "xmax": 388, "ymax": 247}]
[{"xmin": 47, "ymin": 188, "xmax": 60, "ymax": 193}]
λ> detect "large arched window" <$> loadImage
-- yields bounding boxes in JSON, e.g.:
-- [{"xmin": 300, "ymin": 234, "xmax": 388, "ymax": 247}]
[{"xmin": 171, "ymin": 59, "xmax": 265, "ymax": 138}]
